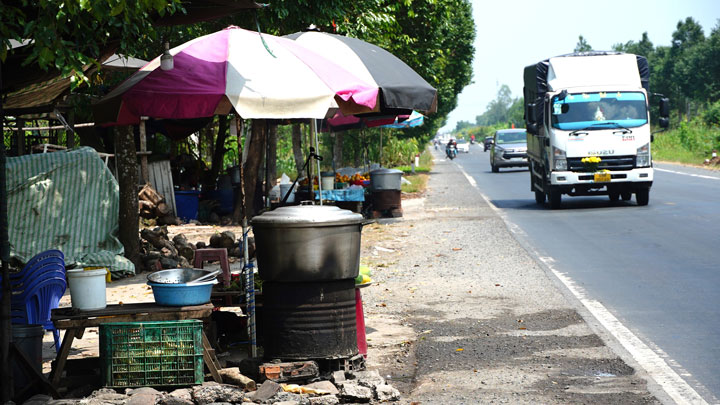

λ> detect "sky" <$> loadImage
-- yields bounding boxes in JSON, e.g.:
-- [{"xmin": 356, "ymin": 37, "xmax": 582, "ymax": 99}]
[{"xmin": 439, "ymin": 0, "xmax": 720, "ymax": 133}]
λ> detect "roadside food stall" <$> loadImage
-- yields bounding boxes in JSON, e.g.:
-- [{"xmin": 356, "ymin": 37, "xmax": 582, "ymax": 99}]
[{"xmin": 2, "ymin": 21, "xmax": 436, "ymax": 401}]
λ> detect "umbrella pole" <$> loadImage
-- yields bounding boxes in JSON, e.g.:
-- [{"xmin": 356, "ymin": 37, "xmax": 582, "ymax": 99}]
[
  {"xmin": 311, "ymin": 120, "xmax": 322, "ymax": 206},
  {"xmin": 380, "ymin": 128, "xmax": 383, "ymax": 167}
]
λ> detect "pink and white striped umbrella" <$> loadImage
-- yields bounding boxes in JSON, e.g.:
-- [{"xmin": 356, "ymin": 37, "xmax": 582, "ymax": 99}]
[{"xmin": 94, "ymin": 26, "xmax": 379, "ymax": 125}]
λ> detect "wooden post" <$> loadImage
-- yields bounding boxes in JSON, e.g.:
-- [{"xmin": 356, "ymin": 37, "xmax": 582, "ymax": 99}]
[
  {"xmin": 243, "ymin": 120, "xmax": 266, "ymax": 217},
  {"xmin": 67, "ymin": 110, "xmax": 75, "ymax": 149},
  {"xmin": 0, "ymin": 58, "xmax": 14, "ymax": 403},
  {"xmin": 139, "ymin": 118, "xmax": 149, "ymax": 184},
  {"xmin": 291, "ymin": 124, "xmax": 304, "ymax": 177},
  {"xmin": 379, "ymin": 128, "xmax": 383, "ymax": 167},
  {"xmin": 309, "ymin": 120, "xmax": 317, "ymax": 202},
  {"xmin": 16, "ymin": 119, "xmax": 24, "ymax": 156},
  {"xmin": 232, "ymin": 118, "xmax": 245, "ymax": 223},
  {"xmin": 265, "ymin": 122, "xmax": 277, "ymax": 207},
  {"xmin": 333, "ymin": 131, "xmax": 344, "ymax": 169}
]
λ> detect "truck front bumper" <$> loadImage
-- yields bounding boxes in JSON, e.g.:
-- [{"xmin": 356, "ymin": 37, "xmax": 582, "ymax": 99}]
[{"xmin": 550, "ymin": 167, "xmax": 653, "ymax": 186}]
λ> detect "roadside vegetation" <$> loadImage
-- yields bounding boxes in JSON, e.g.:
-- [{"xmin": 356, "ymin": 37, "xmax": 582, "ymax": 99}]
[
  {"xmin": 396, "ymin": 149, "xmax": 433, "ymax": 194},
  {"xmin": 447, "ymin": 18, "xmax": 720, "ymax": 168}
]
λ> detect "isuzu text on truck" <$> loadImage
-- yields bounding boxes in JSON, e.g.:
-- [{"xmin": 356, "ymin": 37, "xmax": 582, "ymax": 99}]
[{"xmin": 523, "ymin": 51, "xmax": 669, "ymax": 209}]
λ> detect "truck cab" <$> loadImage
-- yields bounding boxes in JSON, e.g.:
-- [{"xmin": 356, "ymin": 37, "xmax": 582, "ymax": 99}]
[{"xmin": 524, "ymin": 52, "xmax": 669, "ymax": 209}]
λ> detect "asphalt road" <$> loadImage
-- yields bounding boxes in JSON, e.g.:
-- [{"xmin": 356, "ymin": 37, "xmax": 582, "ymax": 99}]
[{"xmin": 453, "ymin": 143, "xmax": 720, "ymax": 403}]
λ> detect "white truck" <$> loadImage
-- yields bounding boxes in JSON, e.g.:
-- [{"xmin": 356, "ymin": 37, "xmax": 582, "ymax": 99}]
[{"xmin": 523, "ymin": 51, "xmax": 669, "ymax": 209}]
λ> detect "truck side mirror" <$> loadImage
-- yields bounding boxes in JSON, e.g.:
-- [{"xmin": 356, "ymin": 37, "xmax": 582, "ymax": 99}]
[
  {"xmin": 659, "ymin": 117, "xmax": 669, "ymax": 129},
  {"xmin": 659, "ymin": 97, "xmax": 670, "ymax": 117},
  {"xmin": 526, "ymin": 103, "xmax": 537, "ymax": 123}
]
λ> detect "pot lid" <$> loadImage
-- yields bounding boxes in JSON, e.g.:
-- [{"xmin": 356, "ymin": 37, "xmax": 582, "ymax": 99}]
[
  {"xmin": 370, "ymin": 168, "xmax": 403, "ymax": 175},
  {"xmin": 251, "ymin": 205, "xmax": 363, "ymax": 227}
]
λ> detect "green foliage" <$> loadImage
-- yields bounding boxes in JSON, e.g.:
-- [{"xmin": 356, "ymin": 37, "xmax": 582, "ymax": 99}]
[
  {"xmin": 5, "ymin": 0, "xmax": 475, "ymax": 180},
  {"xmin": 701, "ymin": 101, "xmax": 720, "ymax": 127},
  {"xmin": 574, "ymin": 35, "xmax": 593, "ymax": 53},
  {"xmin": 394, "ymin": 165, "xmax": 430, "ymax": 174},
  {"xmin": 382, "ymin": 136, "xmax": 419, "ymax": 167},
  {"xmin": 400, "ymin": 173, "xmax": 428, "ymax": 193},
  {"xmin": 474, "ymin": 85, "xmax": 524, "ymax": 128},
  {"xmin": 455, "ymin": 121, "xmax": 474, "ymax": 132},
  {"xmin": 653, "ymin": 120, "xmax": 720, "ymax": 164},
  {"xmin": 347, "ymin": 0, "xmax": 475, "ymax": 140},
  {"xmin": 2, "ymin": 0, "xmax": 183, "ymax": 85}
]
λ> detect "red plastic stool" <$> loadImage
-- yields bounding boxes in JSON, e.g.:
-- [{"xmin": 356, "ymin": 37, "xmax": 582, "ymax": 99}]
[
  {"xmin": 355, "ymin": 287, "xmax": 368, "ymax": 358},
  {"xmin": 193, "ymin": 248, "xmax": 231, "ymax": 288}
]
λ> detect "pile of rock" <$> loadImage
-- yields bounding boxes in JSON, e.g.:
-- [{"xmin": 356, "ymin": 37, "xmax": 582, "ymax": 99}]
[
  {"xmin": 21, "ymin": 370, "xmax": 400, "ymax": 405},
  {"xmin": 139, "ymin": 226, "xmax": 252, "ymax": 271}
]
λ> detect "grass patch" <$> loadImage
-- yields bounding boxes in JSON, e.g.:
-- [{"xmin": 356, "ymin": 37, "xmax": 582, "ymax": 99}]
[
  {"xmin": 401, "ymin": 173, "xmax": 428, "ymax": 194},
  {"xmin": 394, "ymin": 165, "xmax": 430, "ymax": 174},
  {"xmin": 393, "ymin": 149, "xmax": 434, "ymax": 174},
  {"xmin": 652, "ymin": 122, "xmax": 720, "ymax": 165}
]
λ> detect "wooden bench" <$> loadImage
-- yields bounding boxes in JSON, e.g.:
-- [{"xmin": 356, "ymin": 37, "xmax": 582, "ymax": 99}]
[{"xmin": 49, "ymin": 302, "xmax": 223, "ymax": 392}]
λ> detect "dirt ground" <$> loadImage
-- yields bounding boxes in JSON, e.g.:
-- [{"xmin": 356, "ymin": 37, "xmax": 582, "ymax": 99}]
[{"xmin": 40, "ymin": 159, "xmax": 665, "ymax": 403}]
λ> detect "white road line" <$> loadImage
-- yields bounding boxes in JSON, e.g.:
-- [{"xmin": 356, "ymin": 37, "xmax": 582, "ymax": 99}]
[
  {"xmin": 655, "ymin": 167, "xmax": 720, "ymax": 180},
  {"xmin": 456, "ymin": 163, "xmax": 708, "ymax": 405}
]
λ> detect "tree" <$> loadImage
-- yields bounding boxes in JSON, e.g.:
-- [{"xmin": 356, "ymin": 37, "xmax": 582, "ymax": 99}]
[
  {"xmin": 476, "ymin": 85, "xmax": 514, "ymax": 126},
  {"xmin": 344, "ymin": 0, "xmax": 475, "ymax": 142},
  {"xmin": 1, "ymin": 1, "xmax": 184, "ymax": 87},
  {"xmin": 507, "ymin": 98, "xmax": 525, "ymax": 128},
  {"xmin": 455, "ymin": 120, "xmax": 473, "ymax": 132},
  {"xmin": 574, "ymin": 35, "xmax": 592, "ymax": 53},
  {"xmin": 612, "ymin": 32, "xmax": 655, "ymax": 58}
]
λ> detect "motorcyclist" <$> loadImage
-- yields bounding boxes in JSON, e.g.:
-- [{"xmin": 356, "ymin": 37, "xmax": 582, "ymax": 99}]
[
  {"xmin": 470, "ymin": 135, "xmax": 475, "ymax": 144},
  {"xmin": 446, "ymin": 139, "xmax": 458, "ymax": 158}
]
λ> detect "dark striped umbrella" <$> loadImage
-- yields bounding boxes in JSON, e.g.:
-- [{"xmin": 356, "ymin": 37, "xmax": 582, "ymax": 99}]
[{"xmin": 285, "ymin": 31, "xmax": 437, "ymax": 116}]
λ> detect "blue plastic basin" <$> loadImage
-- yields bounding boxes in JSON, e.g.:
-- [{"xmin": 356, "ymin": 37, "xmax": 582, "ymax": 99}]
[{"xmin": 148, "ymin": 281, "xmax": 215, "ymax": 306}]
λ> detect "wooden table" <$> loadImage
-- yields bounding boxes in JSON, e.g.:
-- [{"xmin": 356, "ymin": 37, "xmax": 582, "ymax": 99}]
[{"xmin": 49, "ymin": 303, "xmax": 223, "ymax": 390}]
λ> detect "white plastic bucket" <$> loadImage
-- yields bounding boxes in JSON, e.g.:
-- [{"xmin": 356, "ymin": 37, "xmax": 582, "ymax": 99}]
[
  {"xmin": 66, "ymin": 268, "xmax": 107, "ymax": 310},
  {"xmin": 321, "ymin": 172, "xmax": 335, "ymax": 190}
]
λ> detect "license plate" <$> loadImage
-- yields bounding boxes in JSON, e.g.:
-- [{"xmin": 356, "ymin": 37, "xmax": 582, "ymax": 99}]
[{"xmin": 594, "ymin": 173, "xmax": 611, "ymax": 182}]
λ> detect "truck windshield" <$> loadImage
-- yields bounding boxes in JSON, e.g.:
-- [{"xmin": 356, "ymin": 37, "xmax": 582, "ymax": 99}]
[{"xmin": 550, "ymin": 92, "xmax": 647, "ymax": 131}]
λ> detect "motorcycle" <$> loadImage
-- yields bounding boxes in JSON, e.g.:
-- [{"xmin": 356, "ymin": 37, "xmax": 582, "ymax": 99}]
[{"xmin": 445, "ymin": 146, "xmax": 457, "ymax": 160}]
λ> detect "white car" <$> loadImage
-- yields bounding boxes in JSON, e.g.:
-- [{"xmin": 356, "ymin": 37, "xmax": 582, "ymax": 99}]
[{"xmin": 455, "ymin": 139, "xmax": 470, "ymax": 153}]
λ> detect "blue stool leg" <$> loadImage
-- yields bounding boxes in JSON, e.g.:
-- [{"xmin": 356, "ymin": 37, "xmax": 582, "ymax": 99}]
[{"xmin": 53, "ymin": 329, "xmax": 61, "ymax": 352}]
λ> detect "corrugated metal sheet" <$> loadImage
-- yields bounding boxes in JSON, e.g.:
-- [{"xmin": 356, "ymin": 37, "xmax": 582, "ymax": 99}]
[
  {"xmin": 148, "ymin": 160, "xmax": 176, "ymax": 215},
  {"xmin": 6, "ymin": 147, "xmax": 134, "ymax": 277}
]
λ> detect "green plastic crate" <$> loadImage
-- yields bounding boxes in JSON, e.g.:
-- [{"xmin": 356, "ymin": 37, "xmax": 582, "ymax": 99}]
[{"xmin": 99, "ymin": 320, "xmax": 204, "ymax": 387}]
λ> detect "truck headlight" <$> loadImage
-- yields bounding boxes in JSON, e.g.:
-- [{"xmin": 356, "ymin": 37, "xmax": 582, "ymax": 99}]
[
  {"xmin": 553, "ymin": 146, "xmax": 567, "ymax": 171},
  {"xmin": 636, "ymin": 143, "xmax": 651, "ymax": 167}
]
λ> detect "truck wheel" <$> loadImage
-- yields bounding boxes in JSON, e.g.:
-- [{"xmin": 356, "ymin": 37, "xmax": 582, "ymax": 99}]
[
  {"xmin": 548, "ymin": 189, "xmax": 562, "ymax": 209},
  {"xmin": 535, "ymin": 190, "xmax": 545, "ymax": 204},
  {"xmin": 608, "ymin": 191, "xmax": 619, "ymax": 201},
  {"xmin": 636, "ymin": 189, "xmax": 649, "ymax": 206},
  {"xmin": 621, "ymin": 191, "xmax": 632, "ymax": 201}
]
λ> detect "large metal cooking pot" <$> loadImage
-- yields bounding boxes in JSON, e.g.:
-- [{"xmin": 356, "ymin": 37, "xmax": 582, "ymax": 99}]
[
  {"xmin": 251, "ymin": 205, "xmax": 365, "ymax": 282},
  {"xmin": 370, "ymin": 168, "xmax": 403, "ymax": 190}
]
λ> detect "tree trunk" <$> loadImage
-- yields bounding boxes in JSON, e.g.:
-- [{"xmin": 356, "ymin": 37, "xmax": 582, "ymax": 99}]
[
  {"xmin": 333, "ymin": 132, "xmax": 344, "ymax": 169},
  {"xmin": 115, "ymin": 126, "xmax": 141, "ymax": 270},
  {"xmin": 243, "ymin": 120, "xmax": 267, "ymax": 218},
  {"xmin": 291, "ymin": 123, "xmax": 304, "ymax": 177},
  {"xmin": 206, "ymin": 116, "xmax": 228, "ymax": 192},
  {"xmin": 266, "ymin": 123, "xmax": 278, "ymax": 195}
]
